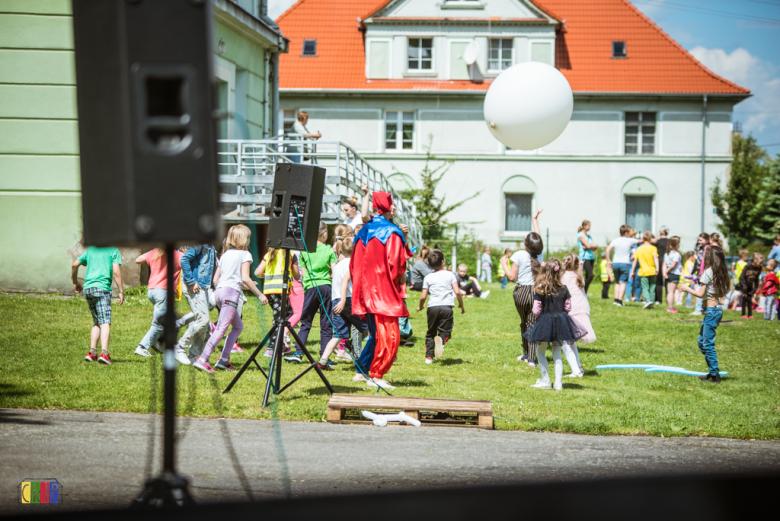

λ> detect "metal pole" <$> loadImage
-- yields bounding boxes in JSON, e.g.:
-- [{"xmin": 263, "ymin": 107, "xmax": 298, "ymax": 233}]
[
  {"xmin": 701, "ymin": 94, "xmax": 707, "ymax": 232},
  {"xmin": 546, "ymin": 228, "xmax": 549, "ymax": 259},
  {"xmin": 163, "ymin": 243, "xmax": 177, "ymax": 474},
  {"xmin": 452, "ymin": 223, "xmax": 458, "ymax": 274}
]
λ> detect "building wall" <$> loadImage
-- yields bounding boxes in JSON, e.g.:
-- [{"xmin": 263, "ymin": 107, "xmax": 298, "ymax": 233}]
[
  {"xmin": 0, "ymin": 1, "xmax": 278, "ymax": 292},
  {"xmin": 280, "ymin": 93, "xmax": 733, "ymax": 251}
]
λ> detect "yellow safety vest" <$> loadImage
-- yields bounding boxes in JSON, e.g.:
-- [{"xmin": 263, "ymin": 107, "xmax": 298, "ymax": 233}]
[
  {"xmin": 263, "ymin": 250, "xmax": 291, "ymax": 294},
  {"xmin": 600, "ymin": 259, "xmax": 613, "ymax": 282}
]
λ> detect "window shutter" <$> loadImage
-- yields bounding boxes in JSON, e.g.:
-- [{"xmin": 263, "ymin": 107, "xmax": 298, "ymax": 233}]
[
  {"xmin": 368, "ymin": 41, "xmax": 390, "ymax": 79},
  {"xmin": 531, "ymin": 42, "xmax": 552, "ymax": 65}
]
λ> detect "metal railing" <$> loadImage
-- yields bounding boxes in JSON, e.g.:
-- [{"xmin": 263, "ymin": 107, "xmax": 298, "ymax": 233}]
[{"xmin": 216, "ymin": 135, "xmax": 422, "ymax": 246}]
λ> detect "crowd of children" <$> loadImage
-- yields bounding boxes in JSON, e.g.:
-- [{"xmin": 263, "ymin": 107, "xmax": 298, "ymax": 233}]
[{"xmin": 71, "ymin": 194, "xmax": 780, "ymax": 391}]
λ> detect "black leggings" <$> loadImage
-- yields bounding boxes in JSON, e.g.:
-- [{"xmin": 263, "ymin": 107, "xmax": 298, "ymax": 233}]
[
  {"xmin": 583, "ymin": 260, "xmax": 594, "ymax": 293},
  {"xmin": 740, "ymin": 292, "xmax": 754, "ymax": 317}
]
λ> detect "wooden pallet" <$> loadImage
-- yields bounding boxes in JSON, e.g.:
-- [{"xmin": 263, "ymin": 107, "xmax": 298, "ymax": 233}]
[{"xmin": 326, "ymin": 393, "xmax": 493, "ymax": 429}]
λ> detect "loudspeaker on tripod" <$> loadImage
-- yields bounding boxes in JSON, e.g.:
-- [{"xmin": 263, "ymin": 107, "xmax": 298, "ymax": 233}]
[
  {"xmin": 72, "ymin": 0, "xmax": 220, "ymax": 246},
  {"xmin": 266, "ymin": 163, "xmax": 326, "ymax": 252}
]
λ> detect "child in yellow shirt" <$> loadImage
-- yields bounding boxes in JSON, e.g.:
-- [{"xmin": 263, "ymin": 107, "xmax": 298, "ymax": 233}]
[{"xmin": 632, "ymin": 231, "xmax": 658, "ymax": 310}]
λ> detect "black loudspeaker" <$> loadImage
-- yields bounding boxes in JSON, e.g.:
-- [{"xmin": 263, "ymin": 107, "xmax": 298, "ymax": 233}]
[
  {"xmin": 71, "ymin": 0, "xmax": 220, "ymax": 246},
  {"xmin": 266, "ymin": 163, "xmax": 326, "ymax": 252}
]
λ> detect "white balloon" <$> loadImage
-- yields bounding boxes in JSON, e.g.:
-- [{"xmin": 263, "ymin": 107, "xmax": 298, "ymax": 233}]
[{"xmin": 483, "ymin": 61, "xmax": 573, "ymax": 151}]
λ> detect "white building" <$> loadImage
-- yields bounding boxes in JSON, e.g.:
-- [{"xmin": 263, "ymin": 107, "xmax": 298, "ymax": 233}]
[{"xmin": 276, "ymin": 0, "xmax": 749, "ymax": 250}]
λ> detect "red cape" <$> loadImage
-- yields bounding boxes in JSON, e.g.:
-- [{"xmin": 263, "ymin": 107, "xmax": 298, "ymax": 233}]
[{"xmin": 350, "ymin": 227, "xmax": 412, "ymax": 318}]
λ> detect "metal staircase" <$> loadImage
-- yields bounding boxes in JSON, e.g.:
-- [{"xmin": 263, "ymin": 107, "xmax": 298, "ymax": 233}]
[{"xmin": 217, "ymin": 135, "xmax": 422, "ymax": 246}]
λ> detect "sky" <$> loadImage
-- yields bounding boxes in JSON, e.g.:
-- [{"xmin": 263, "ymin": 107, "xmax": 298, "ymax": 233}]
[{"xmin": 268, "ymin": 0, "xmax": 780, "ymax": 153}]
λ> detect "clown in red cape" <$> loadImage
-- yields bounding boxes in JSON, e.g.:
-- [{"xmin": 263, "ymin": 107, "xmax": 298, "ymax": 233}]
[{"xmin": 350, "ymin": 191, "xmax": 412, "ymax": 387}]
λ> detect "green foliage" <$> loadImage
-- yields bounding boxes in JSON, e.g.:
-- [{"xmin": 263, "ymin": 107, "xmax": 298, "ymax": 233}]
[
  {"xmin": 400, "ymin": 136, "xmax": 481, "ymax": 242},
  {"xmin": 754, "ymin": 155, "xmax": 780, "ymax": 242},
  {"xmin": 711, "ymin": 134, "xmax": 767, "ymax": 248}
]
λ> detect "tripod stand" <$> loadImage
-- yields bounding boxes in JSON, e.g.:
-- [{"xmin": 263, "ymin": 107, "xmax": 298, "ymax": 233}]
[{"xmin": 223, "ymin": 249, "xmax": 334, "ymax": 406}]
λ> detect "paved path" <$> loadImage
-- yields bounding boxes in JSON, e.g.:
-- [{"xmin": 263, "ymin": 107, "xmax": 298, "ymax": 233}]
[{"xmin": 1, "ymin": 408, "xmax": 779, "ymax": 513}]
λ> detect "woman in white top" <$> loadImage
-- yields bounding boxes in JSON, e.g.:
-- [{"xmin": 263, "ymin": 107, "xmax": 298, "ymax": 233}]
[
  {"xmin": 193, "ymin": 225, "xmax": 264, "ymax": 373},
  {"xmin": 500, "ymin": 208, "xmax": 544, "ymax": 367},
  {"xmin": 342, "ymin": 197, "xmax": 361, "ymax": 230}
]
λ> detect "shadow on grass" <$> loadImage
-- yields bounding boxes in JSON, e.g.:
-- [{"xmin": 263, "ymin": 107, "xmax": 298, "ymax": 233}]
[
  {"xmin": 111, "ymin": 359, "xmax": 146, "ymax": 364},
  {"xmin": 584, "ymin": 370, "xmax": 599, "ymax": 376},
  {"xmin": 578, "ymin": 347, "xmax": 605, "ymax": 354},
  {"xmin": 440, "ymin": 358, "xmax": 468, "ymax": 366},
  {"xmin": 306, "ymin": 385, "xmax": 361, "ymax": 396},
  {"xmin": 0, "ymin": 382, "xmax": 35, "ymax": 399},
  {"xmin": 563, "ymin": 383, "xmax": 585, "ymax": 390},
  {"xmin": 389, "ymin": 378, "xmax": 430, "ymax": 388}
]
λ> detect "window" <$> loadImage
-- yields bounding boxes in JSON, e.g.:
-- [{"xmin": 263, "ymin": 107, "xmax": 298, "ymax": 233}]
[
  {"xmin": 302, "ymin": 39, "xmax": 317, "ymax": 56},
  {"xmin": 385, "ymin": 111, "xmax": 414, "ymax": 150},
  {"xmin": 505, "ymin": 193, "xmax": 533, "ymax": 232},
  {"xmin": 625, "ymin": 112, "xmax": 656, "ymax": 154},
  {"xmin": 282, "ymin": 109, "xmax": 297, "ymax": 134},
  {"xmin": 612, "ymin": 41, "xmax": 626, "ymax": 58},
  {"xmin": 489, "ymin": 39, "xmax": 513, "ymax": 71},
  {"xmin": 408, "ymin": 38, "xmax": 433, "ymax": 70},
  {"xmin": 625, "ymin": 195, "xmax": 653, "ymax": 234}
]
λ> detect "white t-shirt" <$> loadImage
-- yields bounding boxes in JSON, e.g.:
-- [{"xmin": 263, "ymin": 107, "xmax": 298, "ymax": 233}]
[
  {"xmin": 331, "ymin": 258, "xmax": 351, "ymax": 300},
  {"xmin": 609, "ymin": 237, "xmax": 639, "ymax": 264},
  {"xmin": 345, "ymin": 215, "xmax": 361, "ymax": 230},
  {"xmin": 217, "ymin": 249, "xmax": 253, "ymax": 291},
  {"xmin": 665, "ymin": 251, "xmax": 682, "ymax": 275},
  {"xmin": 423, "ymin": 270, "xmax": 458, "ymax": 307},
  {"xmin": 699, "ymin": 267, "xmax": 725, "ymax": 300},
  {"xmin": 509, "ymin": 250, "xmax": 544, "ymax": 286}
]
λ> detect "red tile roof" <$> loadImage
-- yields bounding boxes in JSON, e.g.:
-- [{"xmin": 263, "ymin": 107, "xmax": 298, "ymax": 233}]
[{"xmin": 277, "ymin": 0, "xmax": 749, "ymax": 95}]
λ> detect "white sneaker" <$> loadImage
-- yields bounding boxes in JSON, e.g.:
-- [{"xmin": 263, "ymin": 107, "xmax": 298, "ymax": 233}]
[
  {"xmin": 434, "ymin": 336, "xmax": 444, "ymax": 358},
  {"xmin": 554, "ymin": 382, "xmax": 563, "ymax": 391},
  {"xmin": 530, "ymin": 379, "xmax": 552, "ymax": 389},
  {"xmin": 480, "ymin": 290, "xmax": 490, "ymax": 299},
  {"xmin": 690, "ymin": 311, "xmax": 703, "ymax": 316},
  {"xmin": 642, "ymin": 301, "xmax": 653, "ymax": 309},
  {"xmin": 366, "ymin": 378, "xmax": 396, "ymax": 391},
  {"xmin": 352, "ymin": 373, "xmax": 367, "ymax": 382},
  {"xmin": 134, "ymin": 345, "xmax": 152, "ymax": 357},
  {"xmin": 174, "ymin": 347, "xmax": 191, "ymax": 365},
  {"xmin": 566, "ymin": 372, "xmax": 584, "ymax": 378}
]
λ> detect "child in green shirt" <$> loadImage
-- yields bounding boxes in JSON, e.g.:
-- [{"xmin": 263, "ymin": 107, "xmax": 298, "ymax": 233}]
[
  {"xmin": 71, "ymin": 246, "xmax": 124, "ymax": 364},
  {"xmin": 285, "ymin": 222, "xmax": 338, "ymax": 364}
]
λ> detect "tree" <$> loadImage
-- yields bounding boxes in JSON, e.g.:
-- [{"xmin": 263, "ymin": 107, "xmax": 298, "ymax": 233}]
[
  {"xmin": 754, "ymin": 154, "xmax": 780, "ymax": 241},
  {"xmin": 711, "ymin": 134, "xmax": 767, "ymax": 248},
  {"xmin": 396, "ymin": 135, "xmax": 481, "ymax": 241}
]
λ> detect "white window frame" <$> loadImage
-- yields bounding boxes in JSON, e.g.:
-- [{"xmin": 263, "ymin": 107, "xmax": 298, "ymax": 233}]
[
  {"xmin": 281, "ymin": 109, "xmax": 297, "ymax": 135},
  {"xmin": 487, "ymin": 38, "xmax": 514, "ymax": 73},
  {"xmin": 625, "ymin": 111, "xmax": 657, "ymax": 155},
  {"xmin": 406, "ymin": 37, "xmax": 436, "ymax": 75},
  {"xmin": 442, "ymin": 0, "xmax": 486, "ymax": 9},
  {"xmin": 384, "ymin": 110, "xmax": 416, "ymax": 153},
  {"xmin": 502, "ymin": 192, "xmax": 535, "ymax": 235}
]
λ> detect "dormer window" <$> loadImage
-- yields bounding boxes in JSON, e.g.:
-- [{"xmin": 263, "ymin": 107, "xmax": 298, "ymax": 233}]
[
  {"xmin": 408, "ymin": 38, "xmax": 433, "ymax": 70},
  {"xmin": 612, "ymin": 41, "xmax": 626, "ymax": 58},
  {"xmin": 489, "ymin": 39, "xmax": 513, "ymax": 71},
  {"xmin": 302, "ymin": 39, "xmax": 317, "ymax": 56}
]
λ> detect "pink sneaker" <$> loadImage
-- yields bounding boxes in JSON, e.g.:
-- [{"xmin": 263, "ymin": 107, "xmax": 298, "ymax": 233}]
[
  {"xmin": 193, "ymin": 359, "xmax": 216, "ymax": 373},
  {"xmin": 231, "ymin": 344, "xmax": 244, "ymax": 353},
  {"xmin": 667, "ymin": 308, "xmax": 678, "ymax": 314}
]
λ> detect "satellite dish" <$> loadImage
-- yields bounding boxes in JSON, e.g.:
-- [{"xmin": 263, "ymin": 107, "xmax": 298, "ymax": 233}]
[{"xmin": 463, "ymin": 41, "xmax": 478, "ymax": 65}]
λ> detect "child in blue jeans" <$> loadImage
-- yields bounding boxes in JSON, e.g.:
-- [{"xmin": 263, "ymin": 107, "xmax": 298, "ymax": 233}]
[
  {"xmin": 317, "ymin": 237, "xmax": 368, "ymax": 369},
  {"xmin": 678, "ymin": 246, "xmax": 729, "ymax": 384}
]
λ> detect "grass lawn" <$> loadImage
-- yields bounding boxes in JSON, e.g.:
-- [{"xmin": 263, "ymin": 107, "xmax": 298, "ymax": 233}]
[{"xmin": 1, "ymin": 283, "xmax": 778, "ymax": 439}]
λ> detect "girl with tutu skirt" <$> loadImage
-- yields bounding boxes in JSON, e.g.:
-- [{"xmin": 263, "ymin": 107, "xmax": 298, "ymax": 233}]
[
  {"xmin": 523, "ymin": 258, "xmax": 589, "ymax": 391},
  {"xmin": 561, "ymin": 255, "xmax": 597, "ymax": 378}
]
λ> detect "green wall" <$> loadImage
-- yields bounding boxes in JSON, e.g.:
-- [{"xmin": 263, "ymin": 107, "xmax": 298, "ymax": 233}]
[{"xmin": 0, "ymin": 1, "xmax": 278, "ymax": 291}]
